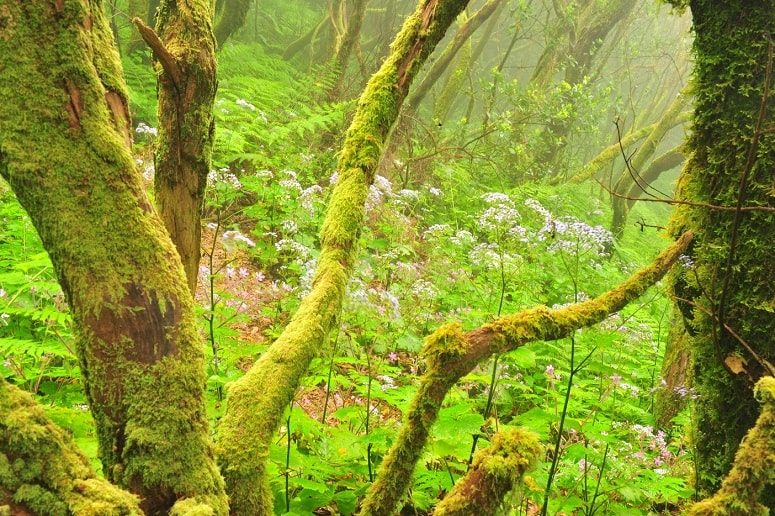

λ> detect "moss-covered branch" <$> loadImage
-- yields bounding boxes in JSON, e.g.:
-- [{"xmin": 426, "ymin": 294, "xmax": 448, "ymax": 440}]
[
  {"xmin": 0, "ymin": 379, "xmax": 141, "ymax": 515},
  {"xmin": 215, "ymin": 1, "xmax": 470, "ymax": 514},
  {"xmin": 568, "ymin": 111, "xmax": 690, "ymax": 185},
  {"xmin": 432, "ymin": 428, "xmax": 541, "ymax": 516},
  {"xmin": 688, "ymin": 376, "xmax": 775, "ymax": 515},
  {"xmin": 360, "ymin": 231, "xmax": 693, "ymax": 515},
  {"xmin": 611, "ymin": 89, "xmax": 691, "ymax": 236}
]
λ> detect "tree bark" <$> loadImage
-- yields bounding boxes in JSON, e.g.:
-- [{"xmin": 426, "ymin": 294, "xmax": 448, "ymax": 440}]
[
  {"xmin": 668, "ymin": 0, "xmax": 775, "ymax": 505},
  {"xmin": 0, "ymin": 3, "xmax": 227, "ymax": 513},
  {"xmin": 214, "ymin": 1, "xmax": 472, "ymax": 514},
  {"xmin": 432, "ymin": 428, "xmax": 541, "ymax": 515},
  {"xmin": 134, "ymin": 0, "xmax": 218, "ymax": 294},
  {"xmin": 688, "ymin": 377, "xmax": 775, "ymax": 515}
]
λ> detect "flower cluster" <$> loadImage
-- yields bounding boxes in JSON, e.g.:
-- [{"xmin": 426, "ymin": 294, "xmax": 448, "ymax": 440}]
[
  {"xmin": 235, "ymin": 98, "xmax": 257, "ymax": 111},
  {"xmin": 525, "ymin": 198, "xmax": 612, "ymax": 256},
  {"xmin": 208, "ymin": 168, "xmax": 242, "ymax": 189},
  {"xmin": 135, "ymin": 122, "xmax": 157, "ymax": 136}
]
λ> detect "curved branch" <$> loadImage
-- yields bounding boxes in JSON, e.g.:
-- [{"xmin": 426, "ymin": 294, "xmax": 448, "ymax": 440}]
[
  {"xmin": 132, "ymin": 17, "xmax": 182, "ymax": 89},
  {"xmin": 433, "ymin": 428, "xmax": 541, "ymax": 515},
  {"xmin": 362, "ymin": 231, "xmax": 693, "ymax": 515},
  {"xmin": 215, "ymin": 1, "xmax": 471, "ymax": 514}
]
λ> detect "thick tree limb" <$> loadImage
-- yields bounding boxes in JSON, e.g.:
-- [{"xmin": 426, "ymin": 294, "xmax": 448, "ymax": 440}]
[
  {"xmin": 688, "ymin": 376, "xmax": 775, "ymax": 515},
  {"xmin": 215, "ymin": 1, "xmax": 471, "ymax": 514},
  {"xmin": 433, "ymin": 428, "xmax": 541, "ymax": 515},
  {"xmin": 0, "ymin": 379, "xmax": 141, "ymax": 515},
  {"xmin": 0, "ymin": 3, "xmax": 227, "ymax": 513},
  {"xmin": 361, "ymin": 231, "xmax": 693, "ymax": 515}
]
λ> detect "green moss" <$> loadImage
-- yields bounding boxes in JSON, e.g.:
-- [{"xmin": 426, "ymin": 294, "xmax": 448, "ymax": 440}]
[
  {"xmin": 668, "ymin": 1, "xmax": 775, "ymax": 503},
  {"xmin": 361, "ymin": 232, "xmax": 691, "ymax": 515},
  {"xmin": 422, "ymin": 322, "xmax": 467, "ymax": 370},
  {"xmin": 687, "ymin": 377, "xmax": 775, "ymax": 515},
  {"xmin": 216, "ymin": 2, "xmax": 469, "ymax": 514},
  {"xmin": 0, "ymin": 379, "xmax": 142, "ymax": 515},
  {"xmin": 0, "ymin": 3, "xmax": 227, "ymax": 513},
  {"xmin": 434, "ymin": 428, "xmax": 541, "ymax": 515}
]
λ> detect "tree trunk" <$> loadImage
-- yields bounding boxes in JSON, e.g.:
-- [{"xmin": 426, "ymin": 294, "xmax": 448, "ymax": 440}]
[
  {"xmin": 134, "ymin": 0, "xmax": 218, "ymax": 294},
  {"xmin": 407, "ymin": 0, "xmax": 503, "ymax": 110},
  {"xmin": 668, "ymin": 0, "xmax": 775, "ymax": 505},
  {"xmin": 0, "ymin": 378, "xmax": 142, "ymax": 515},
  {"xmin": 0, "ymin": 3, "xmax": 227, "ymax": 513},
  {"xmin": 214, "ymin": 0, "xmax": 251, "ymax": 47},
  {"xmin": 329, "ymin": 0, "xmax": 369, "ymax": 99}
]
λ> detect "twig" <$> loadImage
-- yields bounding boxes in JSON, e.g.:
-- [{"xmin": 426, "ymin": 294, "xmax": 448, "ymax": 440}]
[
  {"xmin": 596, "ymin": 179, "xmax": 775, "ymax": 213},
  {"xmin": 132, "ymin": 17, "xmax": 182, "ymax": 90}
]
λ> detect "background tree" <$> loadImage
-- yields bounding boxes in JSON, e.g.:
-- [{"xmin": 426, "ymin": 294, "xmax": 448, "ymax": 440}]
[{"xmin": 133, "ymin": 0, "xmax": 218, "ymax": 293}]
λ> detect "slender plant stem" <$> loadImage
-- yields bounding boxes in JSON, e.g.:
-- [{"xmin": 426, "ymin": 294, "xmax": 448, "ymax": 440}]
[
  {"xmin": 365, "ymin": 346, "xmax": 374, "ymax": 482},
  {"xmin": 285, "ymin": 401, "xmax": 293, "ymax": 513},
  {"xmin": 321, "ymin": 327, "xmax": 341, "ymax": 424},
  {"xmin": 208, "ymin": 213, "xmax": 222, "ymax": 401},
  {"xmin": 541, "ymin": 335, "xmax": 577, "ymax": 516},
  {"xmin": 588, "ymin": 443, "xmax": 609, "ymax": 515},
  {"xmin": 468, "ymin": 243, "xmax": 508, "ymax": 465}
]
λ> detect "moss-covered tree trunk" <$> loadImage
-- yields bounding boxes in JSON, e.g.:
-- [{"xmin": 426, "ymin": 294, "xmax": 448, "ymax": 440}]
[
  {"xmin": 134, "ymin": 0, "xmax": 217, "ymax": 294},
  {"xmin": 215, "ymin": 1, "xmax": 471, "ymax": 513},
  {"xmin": 668, "ymin": 0, "xmax": 775, "ymax": 505},
  {"xmin": 213, "ymin": 0, "xmax": 251, "ymax": 46},
  {"xmin": 0, "ymin": 2, "xmax": 227, "ymax": 513}
]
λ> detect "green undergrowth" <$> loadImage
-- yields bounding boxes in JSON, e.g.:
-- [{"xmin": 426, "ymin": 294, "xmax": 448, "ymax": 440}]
[{"xmin": 0, "ymin": 34, "xmax": 702, "ymax": 516}]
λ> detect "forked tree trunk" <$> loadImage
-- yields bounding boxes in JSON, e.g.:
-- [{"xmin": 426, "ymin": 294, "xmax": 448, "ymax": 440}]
[
  {"xmin": 668, "ymin": 0, "xmax": 775, "ymax": 506},
  {"xmin": 0, "ymin": 3, "xmax": 227, "ymax": 513},
  {"xmin": 134, "ymin": 0, "xmax": 218, "ymax": 294}
]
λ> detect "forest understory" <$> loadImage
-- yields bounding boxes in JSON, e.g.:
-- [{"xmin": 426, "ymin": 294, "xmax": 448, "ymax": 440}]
[{"xmin": 0, "ymin": 0, "xmax": 773, "ymax": 515}]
